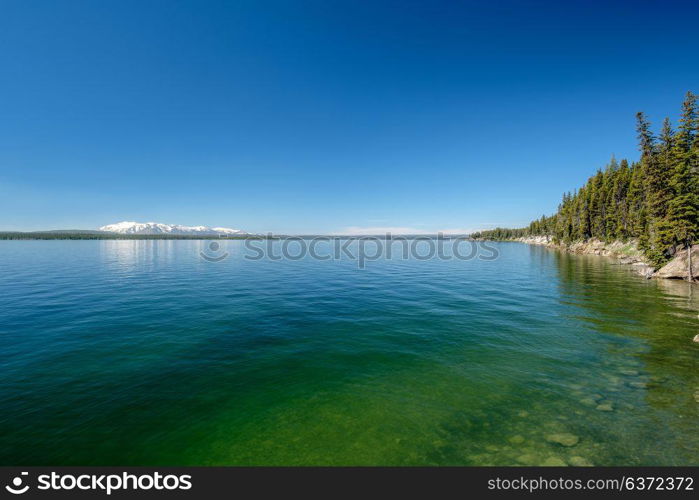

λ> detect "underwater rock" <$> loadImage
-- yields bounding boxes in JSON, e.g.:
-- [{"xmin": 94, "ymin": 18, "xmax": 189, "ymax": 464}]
[
  {"xmin": 546, "ymin": 433, "xmax": 580, "ymax": 447},
  {"xmin": 596, "ymin": 402, "xmax": 614, "ymax": 412},
  {"xmin": 542, "ymin": 456, "xmax": 567, "ymax": 466},
  {"xmin": 508, "ymin": 435, "xmax": 525, "ymax": 445},
  {"xmin": 569, "ymin": 456, "xmax": 594, "ymax": 467},
  {"xmin": 516, "ymin": 454, "xmax": 537, "ymax": 465}
]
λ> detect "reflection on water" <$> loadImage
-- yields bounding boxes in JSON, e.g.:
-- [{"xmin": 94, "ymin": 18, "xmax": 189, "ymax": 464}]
[
  {"xmin": 0, "ymin": 240, "xmax": 697, "ymax": 465},
  {"xmin": 100, "ymin": 239, "xmax": 179, "ymax": 272}
]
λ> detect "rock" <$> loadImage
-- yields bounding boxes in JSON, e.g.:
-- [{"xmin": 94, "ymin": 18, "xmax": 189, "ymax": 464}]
[
  {"xmin": 580, "ymin": 397, "xmax": 597, "ymax": 407},
  {"xmin": 542, "ymin": 456, "xmax": 567, "ymax": 466},
  {"xmin": 517, "ymin": 235, "xmax": 552, "ymax": 245},
  {"xmin": 517, "ymin": 410, "xmax": 529, "ymax": 418},
  {"xmin": 629, "ymin": 381, "xmax": 647, "ymax": 389},
  {"xmin": 569, "ymin": 456, "xmax": 594, "ymax": 467},
  {"xmin": 654, "ymin": 245, "xmax": 699, "ymax": 279},
  {"xmin": 632, "ymin": 263, "xmax": 655, "ymax": 279},
  {"xmin": 596, "ymin": 403, "xmax": 614, "ymax": 412},
  {"xmin": 508, "ymin": 435, "xmax": 525, "ymax": 445},
  {"xmin": 591, "ymin": 393, "xmax": 603, "ymax": 401},
  {"xmin": 620, "ymin": 369, "xmax": 639, "ymax": 376},
  {"xmin": 516, "ymin": 454, "xmax": 537, "ymax": 465},
  {"xmin": 546, "ymin": 433, "xmax": 580, "ymax": 447},
  {"xmin": 693, "ymin": 334, "xmax": 699, "ymax": 343}
]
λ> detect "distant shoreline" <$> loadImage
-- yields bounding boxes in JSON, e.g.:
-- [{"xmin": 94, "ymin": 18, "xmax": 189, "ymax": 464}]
[
  {"xmin": 0, "ymin": 232, "xmax": 261, "ymax": 240},
  {"xmin": 0, "ymin": 232, "xmax": 469, "ymax": 240}
]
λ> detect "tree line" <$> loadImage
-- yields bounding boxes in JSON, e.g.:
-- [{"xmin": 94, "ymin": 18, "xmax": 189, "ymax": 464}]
[{"xmin": 472, "ymin": 92, "xmax": 698, "ymax": 268}]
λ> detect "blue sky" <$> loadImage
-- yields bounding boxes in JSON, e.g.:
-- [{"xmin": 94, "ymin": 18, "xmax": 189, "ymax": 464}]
[{"xmin": 1, "ymin": 0, "xmax": 698, "ymax": 234}]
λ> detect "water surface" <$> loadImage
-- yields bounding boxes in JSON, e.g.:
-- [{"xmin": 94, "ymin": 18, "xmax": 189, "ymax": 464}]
[{"xmin": 0, "ymin": 240, "xmax": 697, "ymax": 465}]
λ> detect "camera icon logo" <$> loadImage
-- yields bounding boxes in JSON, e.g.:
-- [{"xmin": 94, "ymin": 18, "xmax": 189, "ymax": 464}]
[
  {"xmin": 5, "ymin": 472, "xmax": 29, "ymax": 494},
  {"xmin": 200, "ymin": 240, "xmax": 229, "ymax": 262}
]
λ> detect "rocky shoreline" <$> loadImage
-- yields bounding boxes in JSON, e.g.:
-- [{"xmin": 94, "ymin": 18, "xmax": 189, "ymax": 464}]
[{"xmin": 514, "ymin": 235, "xmax": 697, "ymax": 281}]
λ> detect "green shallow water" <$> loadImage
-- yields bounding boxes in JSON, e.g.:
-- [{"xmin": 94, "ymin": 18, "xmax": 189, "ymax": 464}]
[{"xmin": 0, "ymin": 240, "xmax": 697, "ymax": 465}]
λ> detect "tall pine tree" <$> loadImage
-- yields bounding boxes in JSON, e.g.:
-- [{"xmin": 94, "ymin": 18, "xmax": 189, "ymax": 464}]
[{"xmin": 667, "ymin": 91, "xmax": 699, "ymax": 278}]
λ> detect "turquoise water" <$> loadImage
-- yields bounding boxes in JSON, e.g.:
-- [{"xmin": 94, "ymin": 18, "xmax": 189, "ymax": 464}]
[{"xmin": 0, "ymin": 240, "xmax": 697, "ymax": 465}]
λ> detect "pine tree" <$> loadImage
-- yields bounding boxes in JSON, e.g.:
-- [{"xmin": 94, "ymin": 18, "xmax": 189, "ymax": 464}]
[
  {"xmin": 667, "ymin": 91, "xmax": 699, "ymax": 279},
  {"xmin": 604, "ymin": 156, "xmax": 620, "ymax": 240},
  {"xmin": 627, "ymin": 161, "xmax": 647, "ymax": 245},
  {"xmin": 647, "ymin": 118, "xmax": 676, "ymax": 265}
]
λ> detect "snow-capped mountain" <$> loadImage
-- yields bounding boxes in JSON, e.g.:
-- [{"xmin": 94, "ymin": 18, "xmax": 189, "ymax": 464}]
[{"xmin": 99, "ymin": 221, "xmax": 245, "ymax": 236}]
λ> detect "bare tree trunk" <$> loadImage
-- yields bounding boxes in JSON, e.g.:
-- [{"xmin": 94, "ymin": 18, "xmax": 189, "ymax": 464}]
[{"xmin": 688, "ymin": 241, "xmax": 693, "ymax": 282}]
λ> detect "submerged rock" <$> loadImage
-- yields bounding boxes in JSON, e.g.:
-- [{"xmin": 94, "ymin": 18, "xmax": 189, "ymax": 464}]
[
  {"xmin": 508, "ymin": 435, "xmax": 525, "ymax": 445},
  {"xmin": 596, "ymin": 402, "xmax": 614, "ymax": 412},
  {"xmin": 516, "ymin": 453, "xmax": 537, "ymax": 465},
  {"xmin": 546, "ymin": 433, "xmax": 580, "ymax": 447},
  {"xmin": 569, "ymin": 456, "xmax": 594, "ymax": 467},
  {"xmin": 542, "ymin": 456, "xmax": 567, "ymax": 466}
]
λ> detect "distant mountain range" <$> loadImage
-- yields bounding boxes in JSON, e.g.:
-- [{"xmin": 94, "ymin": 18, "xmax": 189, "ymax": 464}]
[{"xmin": 99, "ymin": 221, "xmax": 246, "ymax": 236}]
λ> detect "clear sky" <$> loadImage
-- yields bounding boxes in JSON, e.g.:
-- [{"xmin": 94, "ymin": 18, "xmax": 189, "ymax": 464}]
[{"xmin": 1, "ymin": 0, "xmax": 698, "ymax": 234}]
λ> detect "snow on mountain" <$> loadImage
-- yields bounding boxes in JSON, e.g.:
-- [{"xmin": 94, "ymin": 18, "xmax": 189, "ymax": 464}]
[{"xmin": 99, "ymin": 221, "xmax": 245, "ymax": 236}]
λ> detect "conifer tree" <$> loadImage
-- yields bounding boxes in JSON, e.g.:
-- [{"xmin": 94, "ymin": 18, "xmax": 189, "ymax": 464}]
[
  {"xmin": 647, "ymin": 118, "xmax": 676, "ymax": 265},
  {"xmin": 667, "ymin": 91, "xmax": 698, "ymax": 278}
]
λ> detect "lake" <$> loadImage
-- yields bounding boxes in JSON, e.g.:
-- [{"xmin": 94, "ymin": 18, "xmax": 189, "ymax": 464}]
[{"xmin": 0, "ymin": 239, "xmax": 697, "ymax": 465}]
